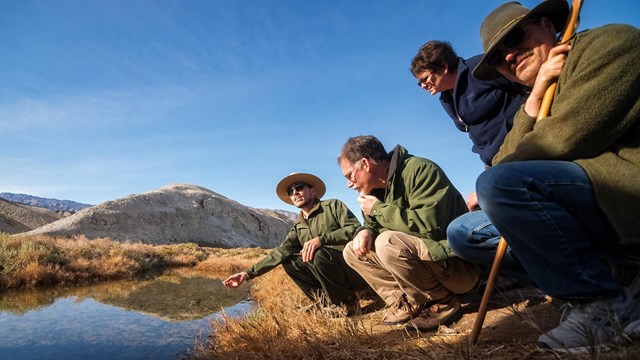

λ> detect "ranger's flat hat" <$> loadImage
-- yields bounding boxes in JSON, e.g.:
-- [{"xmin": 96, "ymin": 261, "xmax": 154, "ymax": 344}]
[
  {"xmin": 473, "ymin": 0, "xmax": 569, "ymax": 81},
  {"xmin": 275, "ymin": 173, "xmax": 326, "ymax": 205}
]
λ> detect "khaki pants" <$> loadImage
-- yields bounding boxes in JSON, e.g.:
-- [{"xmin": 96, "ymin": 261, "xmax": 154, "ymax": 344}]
[{"xmin": 343, "ymin": 231, "xmax": 480, "ymax": 307}]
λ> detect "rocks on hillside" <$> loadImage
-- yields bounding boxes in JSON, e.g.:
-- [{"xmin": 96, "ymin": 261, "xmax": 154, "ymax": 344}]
[
  {"xmin": 0, "ymin": 198, "xmax": 64, "ymax": 234},
  {"xmin": 22, "ymin": 184, "xmax": 294, "ymax": 248}
]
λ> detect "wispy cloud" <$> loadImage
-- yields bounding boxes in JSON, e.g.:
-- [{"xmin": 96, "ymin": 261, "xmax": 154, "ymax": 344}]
[{"xmin": 0, "ymin": 86, "xmax": 196, "ymax": 132}]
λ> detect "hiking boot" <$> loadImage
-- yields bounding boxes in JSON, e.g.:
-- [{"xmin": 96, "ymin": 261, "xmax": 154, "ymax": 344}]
[
  {"xmin": 538, "ymin": 288, "xmax": 640, "ymax": 352},
  {"xmin": 341, "ymin": 296, "xmax": 361, "ymax": 317},
  {"xmin": 404, "ymin": 296, "xmax": 462, "ymax": 332},
  {"xmin": 382, "ymin": 295, "xmax": 421, "ymax": 325}
]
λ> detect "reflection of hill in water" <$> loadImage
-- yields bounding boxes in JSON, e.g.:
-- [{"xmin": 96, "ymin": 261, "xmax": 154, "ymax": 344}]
[
  {"xmin": 98, "ymin": 275, "xmax": 248, "ymax": 321},
  {"xmin": 0, "ymin": 271, "xmax": 249, "ymax": 321}
]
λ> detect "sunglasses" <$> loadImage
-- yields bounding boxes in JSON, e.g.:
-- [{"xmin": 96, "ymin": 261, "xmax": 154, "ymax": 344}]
[
  {"xmin": 287, "ymin": 183, "xmax": 308, "ymax": 196},
  {"xmin": 487, "ymin": 26, "xmax": 526, "ymax": 67}
]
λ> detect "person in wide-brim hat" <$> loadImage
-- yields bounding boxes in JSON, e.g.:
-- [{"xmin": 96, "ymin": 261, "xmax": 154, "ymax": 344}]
[
  {"xmin": 223, "ymin": 171, "xmax": 367, "ymax": 316},
  {"xmin": 473, "ymin": 0, "xmax": 569, "ymax": 81},
  {"xmin": 275, "ymin": 172, "xmax": 326, "ymax": 205}
]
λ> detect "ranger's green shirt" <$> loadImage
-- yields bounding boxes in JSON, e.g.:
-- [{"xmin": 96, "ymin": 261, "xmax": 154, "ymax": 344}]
[
  {"xmin": 360, "ymin": 145, "xmax": 468, "ymax": 261},
  {"xmin": 244, "ymin": 198, "xmax": 360, "ymax": 279}
]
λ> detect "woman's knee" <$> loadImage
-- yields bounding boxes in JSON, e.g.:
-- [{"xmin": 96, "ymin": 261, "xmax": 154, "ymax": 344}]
[
  {"xmin": 448, "ymin": 236, "xmax": 475, "ymax": 261},
  {"xmin": 447, "ymin": 211, "xmax": 500, "ymax": 261},
  {"xmin": 447, "ymin": 213, "xmax": 471, "ymax": 241}
]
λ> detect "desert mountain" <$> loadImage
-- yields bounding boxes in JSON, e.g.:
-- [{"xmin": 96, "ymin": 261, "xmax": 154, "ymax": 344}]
[
  {"xmin": 0, "ymin": 198, "xmax": 65, "ymax": 234},
  {"xmin": 22, "ymin": 184, "xmax": 295, "ymax": 248}
]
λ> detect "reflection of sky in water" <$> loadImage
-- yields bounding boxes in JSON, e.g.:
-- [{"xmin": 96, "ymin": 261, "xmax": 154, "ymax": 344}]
[{"xmin": 0, "ymin": 276, "xmax": 251, "ymax": 360}]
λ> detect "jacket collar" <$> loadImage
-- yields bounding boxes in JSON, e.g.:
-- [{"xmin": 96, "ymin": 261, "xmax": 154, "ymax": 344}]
[
  {"xmin": 294, "ymin": 198, "xmax": 321, "ymax": 224},
  {"xmin": 384, "ymin": 145, "xmax": 410, "ymax": 198}
]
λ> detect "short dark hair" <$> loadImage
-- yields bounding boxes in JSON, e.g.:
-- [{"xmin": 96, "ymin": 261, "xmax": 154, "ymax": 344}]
[
  {"xmin": 338, "ymin": 135, "xmax": 388, "ymax": 165},
  {"xmin": 410, "ymin": 40, "xmax": 459, "ymax": 77}
]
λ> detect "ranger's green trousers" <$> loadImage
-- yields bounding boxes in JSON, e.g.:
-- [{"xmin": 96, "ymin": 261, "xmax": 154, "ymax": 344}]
[{"xmin": 282, "ymin": 246, "xmax": 368, "ymax": 305}]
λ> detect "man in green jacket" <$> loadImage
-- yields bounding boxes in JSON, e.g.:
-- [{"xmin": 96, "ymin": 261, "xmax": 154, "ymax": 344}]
[
  {"xmin": 337, "ymin": 135, "xmax": 481, "ymax": 331},
  {"xmin": 223, "ymin": 172, "xmax": 366, "ymax": 315},
  {"xmin": 448, "ymin": 0, "xmax": 640, "ymax": 351}
]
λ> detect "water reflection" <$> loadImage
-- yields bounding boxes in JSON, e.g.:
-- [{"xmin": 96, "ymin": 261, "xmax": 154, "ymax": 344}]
[{"xmin": 0, "ymin": 271, "xmax": 251, "ymax": 360}]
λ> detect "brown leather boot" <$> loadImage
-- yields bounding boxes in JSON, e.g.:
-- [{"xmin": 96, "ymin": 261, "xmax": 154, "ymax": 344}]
[
  {"xmin": 382, "ymin": 294, "xmax": 421, "ymax": 325},
  {"xmin": 404, "ymin": 296, "xmax": 462, "ymax": 332}
]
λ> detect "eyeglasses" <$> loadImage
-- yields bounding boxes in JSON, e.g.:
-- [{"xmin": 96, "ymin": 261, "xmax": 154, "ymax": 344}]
[
  {"xmin": 487, "ymin": 25, "xmax": 527, "ymax": 67},
  {"xmin": 416, "ymin": 70, "xmax": 435, "ymax": 87},
  {"xmin": 287, "ymin": 183, "xmax": 307, "ymax": 196},
  {"xmin": 344, "ymin": 160, "xmax": 363, "ymax": 182}
]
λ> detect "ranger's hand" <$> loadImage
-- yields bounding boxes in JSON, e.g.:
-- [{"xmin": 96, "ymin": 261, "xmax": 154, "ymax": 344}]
[
  {"xmin": 301, "ymin": 237, "xmax": 321, "ymax": 262},
  {"xmin": 222, "ymin": 272, "xmax": 249, "ymax": 288}
]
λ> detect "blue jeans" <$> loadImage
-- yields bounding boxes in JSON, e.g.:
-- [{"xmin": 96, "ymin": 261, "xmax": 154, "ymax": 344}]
[
  {"xmin": 447, "ymin": 210, "xmax": 535, "ymax": 287},
  {"xmin": 450, "ymin": 160, "xmax": 624, "ymax": 302}
]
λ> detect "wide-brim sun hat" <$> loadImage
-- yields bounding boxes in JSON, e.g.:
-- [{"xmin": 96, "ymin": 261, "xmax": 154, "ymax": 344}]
[
  {"xmin": 473, "ymin": 0, "xmax": 569, "ymax": 81},
  {"xmin": 276, "ymin": 173, "xmax": 326, "ymax": 205}
]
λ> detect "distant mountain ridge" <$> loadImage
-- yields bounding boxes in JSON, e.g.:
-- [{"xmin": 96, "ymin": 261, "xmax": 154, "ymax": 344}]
[
  {"xmin": 0, "ymin": 193, "xmax": 91, "ymax": 213},
  {"xmin": 0, "ymin": 198, "xmax": 64, "ymax": 233}
]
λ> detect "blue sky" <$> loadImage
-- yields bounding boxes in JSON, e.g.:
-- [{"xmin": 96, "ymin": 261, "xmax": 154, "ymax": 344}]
[{"xmin": 1, "ymin": 0, "xmax": 639, "ymax": 217}]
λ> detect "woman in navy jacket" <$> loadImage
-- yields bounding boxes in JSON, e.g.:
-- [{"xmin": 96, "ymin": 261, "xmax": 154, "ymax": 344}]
[{"xmin": 411, "ymin": 40, "xmax": 527, "ymax": 168}]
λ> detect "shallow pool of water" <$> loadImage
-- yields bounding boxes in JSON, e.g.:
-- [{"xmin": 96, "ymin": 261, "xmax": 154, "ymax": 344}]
[{"xmin": 0, "ymin": 272, "xmax": 251, "ymax": 360}]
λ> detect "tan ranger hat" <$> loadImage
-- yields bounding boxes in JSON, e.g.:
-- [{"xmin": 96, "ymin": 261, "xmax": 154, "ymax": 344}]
[{"xmin": 275, "ymin": 173, "xmax": 326, "ymax": 205}]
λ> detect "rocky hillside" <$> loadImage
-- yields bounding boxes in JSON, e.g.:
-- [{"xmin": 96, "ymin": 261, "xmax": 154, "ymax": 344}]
[
  {"xmin": 22, "ymin": 184, "xmax": 294, "ymax": 248},
  {"xmin": 0, "ymin": 198, "xmax": 65, "ymax": 234},
  {"xmin": 0, "ymin": 192, "xmax": 91, "ymax": 213}
]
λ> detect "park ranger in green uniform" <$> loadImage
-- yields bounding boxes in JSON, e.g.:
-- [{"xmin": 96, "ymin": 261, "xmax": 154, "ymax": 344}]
[{"xmin": 223, "ymin": 172, "xmax": 366, "ymax": 315}]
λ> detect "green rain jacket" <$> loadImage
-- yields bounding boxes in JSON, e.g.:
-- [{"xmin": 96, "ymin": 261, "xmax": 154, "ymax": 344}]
[
  {"xmin": 494, "ymin": 25, "xmax": 640, "ymax": 246},
  {"xmin": 360, "ymin": 145, "xmax": 468, "ymax": 261},
  {"xmin": 244, "ymin": 198, "xmax": 360, "ymax": 279}
]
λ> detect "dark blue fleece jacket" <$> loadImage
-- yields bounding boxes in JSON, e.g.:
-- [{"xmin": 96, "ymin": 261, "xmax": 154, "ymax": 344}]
[{"xmin": 439, "ymin": 55, "xmax": 527, "ymax": 166}]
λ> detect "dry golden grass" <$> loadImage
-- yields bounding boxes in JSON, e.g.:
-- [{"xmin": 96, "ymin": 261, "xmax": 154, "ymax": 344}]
[
  {"xmin": 194, "ymin": 265, "xmax": 474, "ymax": 359},
  {"xmin": 194, "ymin": 247, "xmax": 270, "ymax": 275},
  {"xmin": 191, "ymin": 249, "xmax": 640, "ymax": 360},
  {"xmin": 0, "ymin": 233, "xmax": 208, "ymax": 289},
  {"xmin": 194, "ymin": 268, "xmax": 418, "ymax": 360}
]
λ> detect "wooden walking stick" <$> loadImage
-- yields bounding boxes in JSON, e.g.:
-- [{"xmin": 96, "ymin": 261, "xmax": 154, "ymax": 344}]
[{"xmin": 470, "ymin": 0, "xmax": 584, "ymax": 345}]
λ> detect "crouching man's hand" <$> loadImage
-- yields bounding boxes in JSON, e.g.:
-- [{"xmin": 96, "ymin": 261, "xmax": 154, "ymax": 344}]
[
  {"xmin": 351, "ymin": 230, "xmax": 373, "ymax": 257},
  {"xmin": 223, "ymin": 272, "xmax": 249, "ymax": 288}
]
